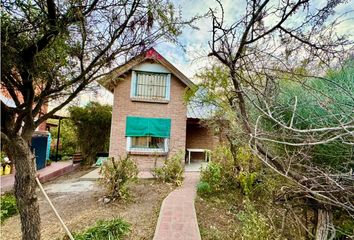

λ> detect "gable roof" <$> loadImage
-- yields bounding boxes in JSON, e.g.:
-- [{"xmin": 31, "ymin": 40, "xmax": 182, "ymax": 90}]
[{"xmin": 99, "ymin": 48, "xmax": 194, "ymax": 92}]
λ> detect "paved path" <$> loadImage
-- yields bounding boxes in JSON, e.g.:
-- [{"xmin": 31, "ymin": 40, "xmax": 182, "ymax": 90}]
[
  {"xmin": 153, "ymin": 172, "xmax": 201, "ymax": 240},
  {"xmin": 0, "ymin": 162, "xmax": 79, "ymax": 194},
  {"xmin": 79, "ymin": 168, "xmax": 154, "ymax": 181}
]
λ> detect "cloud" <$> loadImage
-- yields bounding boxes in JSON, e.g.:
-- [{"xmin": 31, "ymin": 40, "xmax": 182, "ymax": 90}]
[{"xmin": 51, "ymin": 0, "xmax": 354, "ymax": 109}]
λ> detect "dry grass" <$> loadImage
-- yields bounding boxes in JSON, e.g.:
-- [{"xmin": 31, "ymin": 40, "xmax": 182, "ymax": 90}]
[
  {"xmin": 1, "ymin": 169, "xmax": 174, "ymax": 240},
  {"xmin": 195, "ymin": 192, "xmax": 243, "ymax": 240}
]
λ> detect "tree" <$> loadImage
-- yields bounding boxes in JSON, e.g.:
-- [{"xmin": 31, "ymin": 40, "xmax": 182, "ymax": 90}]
[
  {"xmin": 1, "ymin": 1, "xmax": 197, "ymax": 239},
  {"xmin": 204, "ymin": 0, "xmax": 353, "ymax": 238},
  {"xmin": 69, "ymin": 102, "xmax": 112, "ymax": 164}
]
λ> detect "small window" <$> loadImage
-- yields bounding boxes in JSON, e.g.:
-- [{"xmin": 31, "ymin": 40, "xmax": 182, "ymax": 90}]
[
  {"xmin": 128, "ymin": 136, "xmax": 168, "ymax": 152},
  {"xmin": 131, "ymin": 71, "xmax": 170, "ymax": 100}
]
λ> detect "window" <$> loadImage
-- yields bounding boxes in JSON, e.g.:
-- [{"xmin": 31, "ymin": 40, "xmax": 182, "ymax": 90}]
[
  {"xmin": 125, "ymin": 116, "xmax": 171, "ymax": 153},
  {"xmin": 131, "ymin": 71, "xmax": 171, "ymax": 101},
  {"xmin": 128, "ymin": 136, "xmax": 168, "ymax": 152}
]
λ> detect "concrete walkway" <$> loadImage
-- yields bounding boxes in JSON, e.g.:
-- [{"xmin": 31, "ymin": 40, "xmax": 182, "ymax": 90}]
[
  {"xmin": 0, "ymin": 161, "xmax": 79, "ymax": 194},
  {"xmin": 153, "ymin": 172, "xmax": 201, "ymax": 240},
  {"xmin": 79, "ymin": 167, "xmax": 154, "ymax": 181}
]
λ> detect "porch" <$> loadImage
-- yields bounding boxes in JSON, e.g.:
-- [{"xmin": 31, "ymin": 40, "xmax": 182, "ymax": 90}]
[{"xmin": 185, "ymin": 117, "xmax": 218, "ymax": 169}]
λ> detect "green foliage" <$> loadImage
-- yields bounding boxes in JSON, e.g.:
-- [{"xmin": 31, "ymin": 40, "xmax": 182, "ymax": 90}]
[
  {"xmin": 275, "ymin": 63, "xmax": 354, "ymax": 170},
  {"xmin": 237, "ymin": 201, "xmax": 280, "ymax": 240},
  {"xmin": 152, "ymin": 152, "xmax": 184, "ymax": 186},
  {"xmin": 238, "ymin": 172, "xmax": 257, "ymax": 196},
  {"xmin": 197, "ymin": 181, "xmax": 212, "ymax": 196},
  {"xmin": 49, "ymin": 119, "xmax": 77, "ymax": 156},
  {"xmin": 100, "ymin": 156, "xmax": 138, "ymax": 200},
  {"xmin": 204, "ymin": 145, "xmax": 238, "ymax": 190},
  {"xmin": 72, "ymin": 218, "xmax": 131, "ymax": 240},
  {"xmin": 69, "ymin": 102, "xmax": 112, "ymax": 165},
  {"xmin": 0, "ymin": 194, "xmax": 18, "ymax": 223},
  {"xmin": 0, "ymin": 151, "xmax": 7, "ymax": 164},
  {"xmin": 199, "ymin": 145, "xmax": 261, "ymax": 196},
  {"xmin": 333, "ymin": 210, "xmax": 354, "ymax": 239},
  {"xmin": 200, "ymin": 162, "xmax": 222, "ymax": 192}
]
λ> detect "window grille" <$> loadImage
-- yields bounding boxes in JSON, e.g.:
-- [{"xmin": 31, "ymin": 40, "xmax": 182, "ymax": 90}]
[{"xmin": 135, "ymin": 72, "xmax": 167, "ymax": 99}]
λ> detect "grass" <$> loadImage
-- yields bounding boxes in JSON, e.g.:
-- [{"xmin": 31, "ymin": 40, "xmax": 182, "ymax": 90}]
[
  {"xmin": 0, "ymin": 193, "xmax": 18, "ymax": 223},
  {"xmin": 72, "ymin": 218, "xmax": 131, "ymax": 240},
  {"xmin": 196, "ymin": 191, "xmax": 243, "ymax": 240}
]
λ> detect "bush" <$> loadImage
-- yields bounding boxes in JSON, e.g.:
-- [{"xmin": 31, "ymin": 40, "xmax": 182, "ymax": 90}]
[
  {"xmin": 152, "ymin": 152, "xmax": 184, "ymax": 186},
  {"xmin": 49, "ymin": 119, "xmax": 77, "ymax": 157},
  {"xmin": 197, "ymin": 181, "xmax": 212, "ymax": 196},
  {"xmin": 237, "ymin": 201, "xmax": 280, "ymax": 240},
  {"xmin": 0, "ymin": 194, "xmax": 18, "ymax": 223},
  {"xmin": 200, "ymin": 162, "xmax": 222, "ymax": 192},
  {"xmin": 199, "ymin": 145, "xmax": 261, "ymax": 195},
  {"xmin": 238, "ymin": 171, "xmax": 257, "ymax": 196},
  {"xmin": 69, "ymin": 102, "xmax": 112, "ymax": 165},
  {"xmin": 100, "ymin": 156, "xmax": 138, "ymax": 200},
  {"xmin": 73, "ymin": 218, "xmax": 130, "ymax": 240}
]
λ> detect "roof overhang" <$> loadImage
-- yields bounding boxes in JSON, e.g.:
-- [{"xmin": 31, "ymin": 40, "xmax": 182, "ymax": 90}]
[{"xmin": 98, "ymin": 48, "xmax": 194, "ymax": 92}]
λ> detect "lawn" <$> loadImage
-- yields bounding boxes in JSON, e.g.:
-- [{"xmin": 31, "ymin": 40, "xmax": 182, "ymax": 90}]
[{"xmin": 1, "ymin": 169, "xmax": 174, "ymax": 240}]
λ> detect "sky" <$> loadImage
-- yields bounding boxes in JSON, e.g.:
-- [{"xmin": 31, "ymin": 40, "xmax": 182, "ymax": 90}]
[{"xmin": 53, "ymin": 0, "xmax": 354, "ymax": 112}]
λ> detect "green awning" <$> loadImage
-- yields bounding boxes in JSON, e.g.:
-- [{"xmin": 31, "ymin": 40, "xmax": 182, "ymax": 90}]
[{"xmin": 126, "ymin": 116, "xmax": 171, "ymax": 138}]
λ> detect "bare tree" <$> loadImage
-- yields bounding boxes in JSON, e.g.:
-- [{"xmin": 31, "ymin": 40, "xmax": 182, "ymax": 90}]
[
  {"xmin": 1, "ymin": 1, "xmax": 197, "ymax": 239},
  {"xmin": 207, "ymin": 0, "xmax": 354, "ymax": 238}
]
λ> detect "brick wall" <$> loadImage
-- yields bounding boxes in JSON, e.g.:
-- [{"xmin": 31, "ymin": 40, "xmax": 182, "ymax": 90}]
[
  {"xmin": 186, "ymin": 123, "xmax": 219, "ymax": 160},
  {"xmin": 109, "ymin": 71, "xmax": 188, "ymax": 170}
]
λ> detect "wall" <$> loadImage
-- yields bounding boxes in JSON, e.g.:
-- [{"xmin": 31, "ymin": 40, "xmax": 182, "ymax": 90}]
[
  {"xmin": 186, "ymin": 123, "xmax": 219, "ymax": 161},
  {"xmin": 109, "ymin": 68, "xmax": 188, "ymax": 171}
]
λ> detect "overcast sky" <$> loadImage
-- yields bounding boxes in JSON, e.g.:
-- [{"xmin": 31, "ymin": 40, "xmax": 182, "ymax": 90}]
[{"xmin": 59, "ymin": 0, "xmax": 354, "ymax": 109}]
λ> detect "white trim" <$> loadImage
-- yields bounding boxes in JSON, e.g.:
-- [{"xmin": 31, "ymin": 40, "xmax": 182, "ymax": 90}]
[
  {"xmin": 166, "ymin": 74, "xmax": 171, "ymax": 101},
  {"xmin": 126, "ymin": 137, "xmax": 132, "ymax": 151},
  {"xmin": 130, "ymin": 71, "xmax": 137, "ymax": 98},
  {"xmin": 132, "ymin": 62, "xmax": 171, "ymax": 73},
  {"xmin": 126, "ymin": 136, "xmax": 169, "ymax": 153}
]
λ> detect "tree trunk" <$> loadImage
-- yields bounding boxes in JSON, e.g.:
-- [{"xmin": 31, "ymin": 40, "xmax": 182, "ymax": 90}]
[
  {"xmin": 315, "ymin": 208, "xmax": 334, "ymax": 240},
  {"xmin": 8, "ymin": 134, "xmax": 41, "ymax": 240}
]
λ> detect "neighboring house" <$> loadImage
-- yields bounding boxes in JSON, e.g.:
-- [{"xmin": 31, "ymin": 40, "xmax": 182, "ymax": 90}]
[{"xmin": 100, "ymin": 48, "xmax": 219, "ymax": 171}]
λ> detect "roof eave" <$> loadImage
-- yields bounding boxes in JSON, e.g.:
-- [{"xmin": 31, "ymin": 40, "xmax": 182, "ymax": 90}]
[{"xmin": 98, "ymin": 48, "xmax": 194, "ymax": 92}]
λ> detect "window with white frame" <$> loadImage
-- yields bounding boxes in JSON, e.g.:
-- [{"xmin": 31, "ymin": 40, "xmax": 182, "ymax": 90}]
[
  {"xmin": 131, "ymin": 71, "xmax": 170, "ymax": 100},
  {"xmin": 127, "ymin": 136, "xmax": 168, "ymax": 153},
  {"xmin": 125, "ymin": 116, "xmax": 171, "ymax": 153}
]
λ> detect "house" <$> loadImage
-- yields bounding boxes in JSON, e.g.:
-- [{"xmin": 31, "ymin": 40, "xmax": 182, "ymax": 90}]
[{"xmin": 100, "ymin": 48, "xmax": 219, "ymax": 171}]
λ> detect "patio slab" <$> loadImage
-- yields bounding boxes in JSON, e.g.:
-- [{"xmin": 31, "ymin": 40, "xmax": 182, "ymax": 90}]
[{"xmin": 0, "ymin": 161, "xmax": 80, "ymax": 194}]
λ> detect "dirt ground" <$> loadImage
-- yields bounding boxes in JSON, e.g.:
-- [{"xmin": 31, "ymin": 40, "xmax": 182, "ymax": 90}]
[
  {"xmin": 1, "ymin": 168, "xmax": 174, "ymax": 240},
  {"xmin": 195, "ymin": 193, "xmax": 242, "ymax": 240}
]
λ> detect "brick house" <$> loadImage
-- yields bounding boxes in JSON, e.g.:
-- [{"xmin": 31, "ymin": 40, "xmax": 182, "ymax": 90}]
[{"xmin": 100, "ymin": 48, "xmax": 218, "ymax": 171}]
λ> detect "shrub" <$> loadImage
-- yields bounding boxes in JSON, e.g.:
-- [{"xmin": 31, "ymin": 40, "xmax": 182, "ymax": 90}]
[
  {"xmin": 199, "ymin": 145, "xmax": 261, "ymax": 195},
  {"xmin": 152, "ymin": 152, "xmax": 184, "ymax": 186},
  {"xmin": 49, "ymin": 119, "xmax": 77, "ymax": 157},
  {"xmin": 238, "ymin": 171, "xmax": 257, "ymax": 196},
  {"xmin": 100, "ymin": 156, "xmax": 138, "ymax": 200},
  {"xmin": 200, "ymin": 162, "xmax": 222, "ymax": 192},
  {"xmin": 0, "ymin": 194, "xmax": 18, "ymax": 223},
  {"xmin": 237, "ymin": 201, "xmax": 280, "ymax": 240},
  {"xmin": 197, "ymin": 181, "xmax": 212, "ymax": 196},
  {"xmin": 69, "ymin": 102, "xmax": 112, "ymax": 165},
  {"xmin": 73, "ymin": 218, "xmax": 131, "ymax": 240}
]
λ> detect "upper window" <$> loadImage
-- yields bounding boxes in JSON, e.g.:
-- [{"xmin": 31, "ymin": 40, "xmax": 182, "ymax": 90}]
[{"xmin": 131, "ymin": 71, "xmax": 171, "ymax": 101}]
